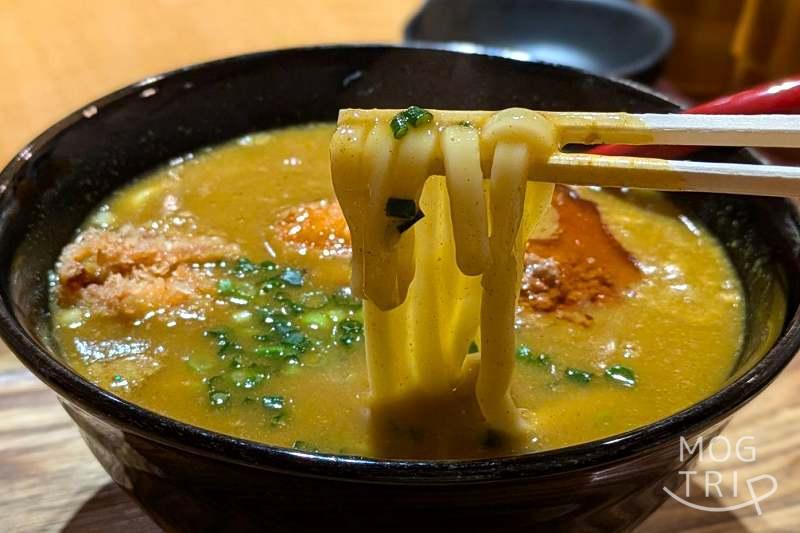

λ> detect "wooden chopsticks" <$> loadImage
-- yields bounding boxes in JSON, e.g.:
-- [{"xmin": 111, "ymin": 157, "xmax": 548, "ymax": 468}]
[
  {"xmin": 543, "ymin": 112, "xmax": 800, "ymax": 197},
  {"xmin": 551, "ymin": 113, "xmax": 800, "ymax": 148},
  {"xmin": 543, "ymin": 153, "xmax": 800, "ymax": 197}
]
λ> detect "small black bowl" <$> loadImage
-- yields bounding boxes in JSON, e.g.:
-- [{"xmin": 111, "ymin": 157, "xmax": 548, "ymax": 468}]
[
  {"xmin": 0, "ymin": 46, "xmax": 798, "ymax": 532},
  {"xmin": 405, "ymin": 0, "xmax": 673, "ymax": 82}
]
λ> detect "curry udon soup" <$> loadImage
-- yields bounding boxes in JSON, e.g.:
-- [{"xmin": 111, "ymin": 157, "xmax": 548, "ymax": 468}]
[{"xmin": 51, "ymin": 121, "xmax": 746, "ymax": 459}]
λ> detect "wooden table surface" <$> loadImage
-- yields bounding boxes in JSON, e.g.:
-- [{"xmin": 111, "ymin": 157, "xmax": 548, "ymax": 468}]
[{"xmin": 1, "ymin": 1, "xmax": 798, "ymax": 532}]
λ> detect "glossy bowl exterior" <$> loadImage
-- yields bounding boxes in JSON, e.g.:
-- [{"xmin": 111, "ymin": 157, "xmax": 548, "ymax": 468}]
[{"xmin": 1, "ymin": 46, "xmax": 799, "ymax": 532}]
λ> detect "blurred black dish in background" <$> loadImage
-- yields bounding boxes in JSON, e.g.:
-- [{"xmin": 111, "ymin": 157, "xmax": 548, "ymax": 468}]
[{"xmin": 405, "ymin": 0, "xmax": 673, "ymax": 82}]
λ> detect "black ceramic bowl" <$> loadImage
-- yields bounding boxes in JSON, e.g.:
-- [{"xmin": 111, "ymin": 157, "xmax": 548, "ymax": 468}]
[
  {"xmin": 405, "ymin": 0, "xmax": 673, "ymax": 82},
  {"xmin": 1, "ymin": 46, "xmax": 798, "ymax": 532}
]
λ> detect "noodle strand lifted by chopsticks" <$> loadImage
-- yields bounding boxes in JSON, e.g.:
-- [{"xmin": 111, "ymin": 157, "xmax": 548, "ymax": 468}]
[{"xmin": 331, "ymin": 108, "xmax": 556, "ymax": 439}]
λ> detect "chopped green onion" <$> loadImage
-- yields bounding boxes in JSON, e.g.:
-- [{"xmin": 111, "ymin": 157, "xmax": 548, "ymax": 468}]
[
  {"xmin": 217, "ymin": 278, "xmax": 234, "ymax": 295},
  {"xmin": 517, "ymin": 345, "xmax": 556, "ymax": 373},
  {"xmin": 404, "ymin": 106, "xmax": 434, "ymax": 127},
  {"xmin": 272, "ymin": 291, "xmax": 291, "ymax": 303},
  {"xmin": 516, "ymin": 344, "xmax": 533, "ymax": 361},
  {"xmin": 605, "ymin": 364, "xmax": 637, "ymax": 388},
  {"xmin": 204, "ymin": 328, "xmax": 230, "ymax": 338},
  {"xmin": 300, "ymin": 311, "xmax": 332, "ymax": 332},
  {"xmin": 390, "ymin": 113, "xmax": 409, "ymax": 139},
  {"xmin": 385, "ymin": 197, "xmax": 418, "ymax": 219},
  {"xmin": 228, "ymin": 354, "xmax": 245, "ymax": 369},
  {"xmin": 335, "ymin": 318, "xmax": 363, "ymax": 346},
  {"xmin": 252, "ymin": 332, "xmax": 278, "ymax": 342},
  {"xmin": 229, "ymin": 366, "xmax": 266, "ymax": 389},
  {"xmin": 254, "ymin": 344, "xmax": 295, "ymax": 359},
  {"xmin": 260, "ymin": 277, "xmax": 282, "ymax": 292},
  {"xmin": 262, "ymin": 395, "xmax": 285, "ymax": 410},
  {"xmin": 272, "ymin": 320, "xmax": 297, "ymax": 337},
  {"xmin": 283, "ymin": 331, "xmax": 311, "ymax": 353},
  {"xmin": 217, "ymin": 278, "xmax": 255, "ymax": 299},
  {"xmin": 396, "ymin": 208, "xmax": 425, "ymax": 233},
  {"xmin": 110, "ymin": 374, "xmax": 128, "ymax": 388},
  {"xmin": 326, "ymin": 308, "xmax": 347, "ymax": 323},
  {"xmin": 195, "ymin": 260, "xmax": 389, "ymax": 409},
  {"xmin": 390, "ymin": 107, "xmax": 434, "ymax": 139},
  {"xmin": 331, "ymin": 287, "xmax": 361, "ymax": 308},
  {"xmin": 204, "ymin": 328, "xmax": 242, "ymax": 357},
  {"xmin": 280, "ymin": 268, "xmax": 304, "ymax": 287},
  {"xmin": 233, "ymin": 258, "xmax": 258, "ymax": 276},
  {"xmin": 565, "ymin": 368, "xmax": 594, "ymax": 384}
]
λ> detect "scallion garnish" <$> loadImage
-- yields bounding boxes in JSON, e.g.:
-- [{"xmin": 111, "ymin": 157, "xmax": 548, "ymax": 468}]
[
  {"xmin": 262, "ymin": 395, "xmax": 285, "ymax": 410},
  {"xmin": 605, "ymin": 364, "xmax": 637, "ymax": 388},
  {"xmin": 534, "ymin": 353, "xmax": 553, "ymax": 368},
  {"xmin": 396, "ymin": 208, "xmax": 425, "ymax": 234},
  {"xmin": 517, "ymin": 345, "xmax": 546, "ymax": 364},
  {"xmin": 335, "ymin": 318, "xmax": 364, "ymax": 346},
  {"xmin": 390, "ymin": 106, "xmax": 434, "ymax": 139},
  {"xmin": 390, "ymin": 113, "xmax": 409, "ymax": 139},
  {"xmin": 198, "ymin": 259, "xmax": 370, "ymax": 418},
  {"xmin": 404, "ymin": 106, "xmax": 434, "ymax": 127},
  {"xmin": 516, "ymin": 344, "xmax": 533, "ymax": 362},
  {"xmin": 385, "ymin": 197, "xmax": 418, "ymax": 219},
  {"xmin": 217, "ymin": 278, "xmax": 234, "ymax": 295},
  {"xmin": 331, "ymin": 287, "xmax": 361, "ymax": 308},
  {"xmin": 280, "ymin": 268, "xmax": 304, "ymax": 287},
  {"xmin": 565, "ymin": 368, "xmax": 594, "ymax": 384},
  {"xmin": 254, "ymin": 344, "xmax": 294, "ymax": 359},
  {"xmin": 233, "ymin": 257, "xmax": 259, "ymax": 276},
  {"xmin": 385, "ymin": 197, "xmax": 425, "ymax": 233},
  {"xmin": 229, "ymin": 365, "xmax": 266, "ymax": 389}
]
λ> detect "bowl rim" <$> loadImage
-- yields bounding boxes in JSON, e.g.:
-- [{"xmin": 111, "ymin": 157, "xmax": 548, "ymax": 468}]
[
  {"xmin": 1, "ymin": 44, "xmax": 798, "ymax": 484},
  {"xmin": 403, "ymin": 0, "xmax": 675, "ymax": 79}
]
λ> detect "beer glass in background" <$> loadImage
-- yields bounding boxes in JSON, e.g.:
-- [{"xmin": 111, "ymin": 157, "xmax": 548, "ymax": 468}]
[{"xmin": 642, "ymin": 0, "xmax": 800, "ymax": 100}]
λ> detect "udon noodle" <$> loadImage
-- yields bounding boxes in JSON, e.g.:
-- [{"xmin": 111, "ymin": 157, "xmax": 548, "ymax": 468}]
[{"xmin": 331, "ymin": 108, "xmax": 558, "ymax": 437}]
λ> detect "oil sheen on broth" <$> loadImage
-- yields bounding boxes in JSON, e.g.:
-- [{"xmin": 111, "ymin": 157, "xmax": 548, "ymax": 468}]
[{"xmin": 51, "ymin": 123, "xmax": 745, "ymax": 459}]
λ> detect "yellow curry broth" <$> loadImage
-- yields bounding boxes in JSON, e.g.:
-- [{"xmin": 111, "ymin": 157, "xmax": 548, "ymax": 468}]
[
  {"xmin": 514, "ymin": 188, "xmax": 742, "ymax": 450},
  {"xmin": 52, "ymin": 123, "xmax": 744, "ymax": 458}
]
